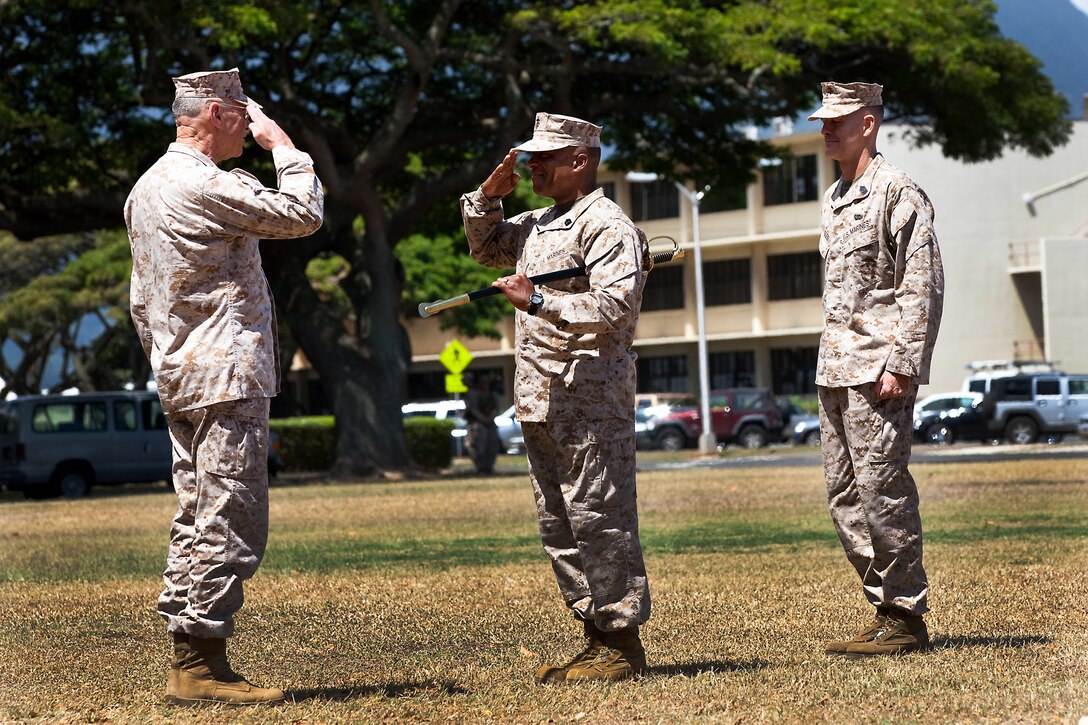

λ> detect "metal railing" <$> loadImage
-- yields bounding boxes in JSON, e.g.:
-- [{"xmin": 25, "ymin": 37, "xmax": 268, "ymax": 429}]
[
  {"xmin": 1012, "ymin": 339, "xmax": 1046, "ymax": 361},
  {"xmin": 1007, "ymin": 240, "xmax": 1041, "ymax": 269}
]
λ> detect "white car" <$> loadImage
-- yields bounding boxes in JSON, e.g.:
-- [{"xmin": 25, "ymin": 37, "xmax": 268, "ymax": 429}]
[
  {"xmin": 494, "ymin": 405, "xmax": 524, "ymax": 454},
  {"xmin": 401, "ymin": 400, "xmax": 523, "ymax": 455},
  {"xmin": 401, "ymin": 400, "xmax": 468, "ymax": 451}
]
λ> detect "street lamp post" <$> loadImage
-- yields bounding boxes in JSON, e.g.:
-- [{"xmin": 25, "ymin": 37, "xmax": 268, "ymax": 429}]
[{"xmin": 627, "ymin": 172, "xmax": 717, "ymax": 453}]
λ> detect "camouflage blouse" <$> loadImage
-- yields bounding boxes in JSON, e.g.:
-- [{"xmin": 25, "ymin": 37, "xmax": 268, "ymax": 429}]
[
  {"xmin": 461, "ymin": 187, "xmax": 647, "ymax": 423},
  {"xmin": 816, "ymin": 154, "xmax": 944, "ymax": 387},
  {"xmin": 125, "ymin": 143, "xmax": 323, "ymax": 413}
]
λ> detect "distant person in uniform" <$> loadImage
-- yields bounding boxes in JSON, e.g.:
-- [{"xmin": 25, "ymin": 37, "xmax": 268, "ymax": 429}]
[
  {"xmin": 125, "ymin": 67, "xmax": 323, "ymax": 704},
  {"xmin": 810, "ymin": 82, "xmax": 944, "ymax": 657},
  {"xmin": 461, "ymin": 112, "xmax": 650, "ymax": 683},
  {"xmin": 464, "ymin": 373, "xmax": 501, "ymax": 474}
]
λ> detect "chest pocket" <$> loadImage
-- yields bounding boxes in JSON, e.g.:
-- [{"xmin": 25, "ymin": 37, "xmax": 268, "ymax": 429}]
[{"xmin": 844, "ymin": 234, "xmax": 881, "ymax": 289}]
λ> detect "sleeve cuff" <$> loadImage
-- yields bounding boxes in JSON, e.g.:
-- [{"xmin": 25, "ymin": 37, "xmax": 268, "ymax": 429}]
[
  {"xmin": 271, "ymin": 145, "xmax": 314, "ymax": 167},
  {"xmin": 533, "ymin": 294, "xmax": 564, "ymax": 328}
]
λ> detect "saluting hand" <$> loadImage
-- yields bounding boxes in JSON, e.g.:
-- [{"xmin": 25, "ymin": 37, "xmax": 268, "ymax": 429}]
[
  {"xmin": 247, "ymin": 102, "xmax": 295, "ymax": 152},
  {"xmin": 480, "ymin": 149, "xmax": 520, "ymax": 199}
]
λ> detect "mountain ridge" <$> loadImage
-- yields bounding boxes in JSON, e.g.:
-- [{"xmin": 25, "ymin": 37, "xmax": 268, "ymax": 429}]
[{"xmin": 995, "ymin": 0, "xmax": 1088, "ymax": 117}]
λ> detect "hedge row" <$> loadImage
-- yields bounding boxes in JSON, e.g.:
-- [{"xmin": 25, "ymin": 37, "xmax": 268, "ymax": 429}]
[
  {"xmin": 269, "ymin": 415, "xmax": 456, "ymax": 472},
  {"xmin": 269, "ymin": 416, "xmax": 336, "ymax": 471}
]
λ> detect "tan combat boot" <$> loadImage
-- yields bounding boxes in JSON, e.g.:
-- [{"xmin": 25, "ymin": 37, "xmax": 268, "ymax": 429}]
[
  {"xmin": 563, "ymin": 625, "xmax": 646, "ymax": 683},
  {"xmin": 824, "ymin": 606, "xmax": 890, "ymax": 655},
  {"xmin": 166, "ymin": 634, "xmax": 285, "ymax": 706},
  {"xmin": 535, "ymin": 619, "xmax": 606, "ymax": 685},
  {"xmin": 827, "ymin": 607, "xmax": 929, "ymax": 659}
]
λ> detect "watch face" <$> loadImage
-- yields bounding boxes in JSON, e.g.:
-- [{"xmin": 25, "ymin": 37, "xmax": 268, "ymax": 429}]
[{"xmin": 530, "ymin": 292, "xmax": 544, "ymax": 304}]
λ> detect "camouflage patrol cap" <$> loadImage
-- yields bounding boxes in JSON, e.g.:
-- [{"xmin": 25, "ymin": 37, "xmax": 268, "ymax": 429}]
[
  {"xmin": 172, "ymin": 67, "xmax": 257, "ymax": 108},
  {"xmin": 513, "ymin": 112, "xmax": 602, "ymax": 152},
  {"xmin": 807, "ymin": 81, "xmax": 883, "ymax": 121}
]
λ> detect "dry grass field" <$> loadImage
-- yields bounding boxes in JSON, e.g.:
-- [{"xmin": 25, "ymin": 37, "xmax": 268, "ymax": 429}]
[{"xmin": 1, "ymin": 454, "xmax": 1087, "ymax": 723}]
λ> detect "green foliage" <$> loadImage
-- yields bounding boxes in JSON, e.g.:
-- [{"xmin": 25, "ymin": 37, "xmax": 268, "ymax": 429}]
[
  {"xmin": 304, "ymin": 253, "xmax": 352, "ymax": 316},
  {"xmin": 397, "ymin": 176, "xmax": 548, "ymax": 338},
  {"xmin": 403, "ymin": 417, "xmax": 455, "ymax": 470},
  {"xmin": 0, "ymin": 229, "xmax": 138, "ymax": 394},
  {"xmin": 785, "ymin": 395, "xmax": 820, "ymax": 416},
  {"xmin": 0, "ymin": 0, "xmax": 1073, "ymax": 470},
  {"xmin": 270, "ymin": 416, "xmax": 337, "ymax": 472},
  {"xmin": 397, "ymin": 233, "xmax": 513, "ymax": 339}
]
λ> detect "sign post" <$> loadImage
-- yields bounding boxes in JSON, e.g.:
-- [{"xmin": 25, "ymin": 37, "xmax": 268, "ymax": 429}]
[
  {"xmin": 439, "ymin": 339, "xmax": 473, "ymax": 393},
  {"xmin": 439, "ymin": 340, "xmax": 473, "ymax": 456}
]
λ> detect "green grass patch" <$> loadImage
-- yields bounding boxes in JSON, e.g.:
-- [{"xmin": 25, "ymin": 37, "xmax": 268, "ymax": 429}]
[{"xmin": 1, "ymin": 458, "xmax": 1087, "ymax": 722}]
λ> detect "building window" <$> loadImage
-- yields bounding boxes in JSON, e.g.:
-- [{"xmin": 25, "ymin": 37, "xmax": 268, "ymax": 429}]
[
  {"xmin": 637, "ymin": 355, "xmax": 688, "ymax": 393},
  {"xmin": 701, "ymin": 184, "xmax": 747, "ymax": 213},
  {"xmin": 641, "ymin": 265, "xmax": 684, "ymax": 311},
  {"xmin": 762, "ymin": 154, "xmax": 819, "ymax": 206},
  {"xmin": 630, "ymin": 180, "xmax": 680, "ymax": 222},
  {"xmin": 771, "ymin": 346, "xmax": 818, "ymax": 395},
  {"xmin": 767, "ymin": 251, "xmax": 823, "ymax": 300},
  {"xmin": 600, "ymin": 181, "xmax": 616, "ymax": 202},
  {"xmin": 709, "ymin": 350, "xmax": 756, "ymax": 389},
  {"xmin": 703, "ymin": 259, "xmax": 751, "ymax": 306}
]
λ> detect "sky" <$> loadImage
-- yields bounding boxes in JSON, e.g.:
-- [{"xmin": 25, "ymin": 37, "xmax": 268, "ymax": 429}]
[{"xmin": 1073, "ymin": 0, "xmax": 1088, "ymax": 13}]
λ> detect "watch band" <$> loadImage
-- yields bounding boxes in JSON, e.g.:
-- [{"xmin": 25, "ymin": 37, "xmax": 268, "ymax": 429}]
[{"xmin": 527, "ymin": 292, "xmax": 543, "ymax": 316}]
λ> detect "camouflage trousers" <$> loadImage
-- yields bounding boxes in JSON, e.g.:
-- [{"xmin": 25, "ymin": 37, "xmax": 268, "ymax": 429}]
[
  {"xmin": 818, "ymin": 384, "xmax": 928, "ymax": 614},
  {"xmin": 522, "ymin": 418, "xmax": 651, "ymax": 632},
  {"xmin": 159, "ymin": 397, "xmax": 271, "ymax": 638}
]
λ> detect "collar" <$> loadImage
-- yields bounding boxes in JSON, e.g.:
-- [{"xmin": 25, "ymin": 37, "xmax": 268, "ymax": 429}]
[
  {"xmin": 537, "ymin": 187, "xmax": 606, "ymax": 231},
  {"xmin": 831, "ymin": 153, "xmax": 884, "ymax": 211},
  {"xmin": 166, "ymin": 142, "xmax": 217, "ymax": 167}
]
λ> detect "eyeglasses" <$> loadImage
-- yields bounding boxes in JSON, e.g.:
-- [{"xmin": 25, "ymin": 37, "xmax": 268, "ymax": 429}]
[
  {"xmin": 224, "ymin": 105, "xmax": 251, "ymax": 124},
  {"xmin": 209, "ymin": 99, "xmax": 251, "ymax": 124}
]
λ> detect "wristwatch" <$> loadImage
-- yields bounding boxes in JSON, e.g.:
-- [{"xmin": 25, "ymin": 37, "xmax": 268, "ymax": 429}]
[{"xmin": 527, "ymin": 291, "xmax": 544, "ymax": 316}]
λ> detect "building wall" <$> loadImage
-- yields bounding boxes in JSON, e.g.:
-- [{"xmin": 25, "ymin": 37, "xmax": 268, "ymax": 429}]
[
  {"xmin": 1042, "ymin": 236, "xmax": 1088, "ymax": 374},
  {"xmin": 404, "ymin": 121, "xmax": 1088, "ymax": 402},
  {"xmin": 878, "ymin": 122, "xmax": 1088, "ymax": 390}
]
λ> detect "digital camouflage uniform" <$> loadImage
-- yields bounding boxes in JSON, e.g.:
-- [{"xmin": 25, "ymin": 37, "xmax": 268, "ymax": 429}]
[
  {"xmin": 461, "ymin": 187, "xmax": 651, "ymax": 632},
  {"xmin": 816, "ymin": 153, "xmax": 944, "ymax": 615},
  {"xmin": 125, "ymin": 141, "xmax": 323, "ymax": 638}
]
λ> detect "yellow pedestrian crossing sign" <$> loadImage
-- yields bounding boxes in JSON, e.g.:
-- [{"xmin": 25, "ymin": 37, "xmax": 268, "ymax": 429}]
[
  {"xmin": 439, "ymin": 340, "xmax": 472, "ymax": 374},
  {"xmin": 445, "ymin": 373, "xmax": 468, "ymax": 394}
]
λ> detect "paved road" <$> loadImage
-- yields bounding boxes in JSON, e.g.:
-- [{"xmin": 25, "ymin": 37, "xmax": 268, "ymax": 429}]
[{"xmin": 637, "ymin": 441, "xmax": 1088, "ymax": 470}]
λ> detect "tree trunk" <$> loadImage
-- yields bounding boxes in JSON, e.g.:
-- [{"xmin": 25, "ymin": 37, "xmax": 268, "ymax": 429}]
[{"xmin": 263, "ymin": 234, "xmax": 412, "ymax": 477}]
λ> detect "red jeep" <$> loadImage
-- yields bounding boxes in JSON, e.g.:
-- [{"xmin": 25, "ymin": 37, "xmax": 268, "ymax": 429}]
[{"xmin": 642, "ymin": 388, "xmax": 785, "ymax": 451}]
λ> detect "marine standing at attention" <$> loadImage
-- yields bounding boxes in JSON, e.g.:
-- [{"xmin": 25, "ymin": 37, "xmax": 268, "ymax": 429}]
[{"xmin": 809, "ymin": 81, "xmax": 944, "ymax": 658}]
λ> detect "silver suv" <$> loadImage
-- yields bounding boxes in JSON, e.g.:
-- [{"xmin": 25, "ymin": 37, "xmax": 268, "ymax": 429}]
[
  {"xmin": 0, "ymin": 390, "xmax": 171, "ymax": 498},
  {"xmin": 966, "ymin": 373, "xmax": 1088, "ymax": 444}
]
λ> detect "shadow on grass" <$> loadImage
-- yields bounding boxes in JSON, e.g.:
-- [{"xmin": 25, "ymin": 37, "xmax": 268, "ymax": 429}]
[
  {"xmin": 647, "ymin": 658, "xmax": 769, "ymax": 678},
  {"xmin": 287, "ymin": 680, "xmax": 469, "ymax": 702},
  {"xmin": 930, "ymin": 634, "xmax": 1050, "ymax": 650}
]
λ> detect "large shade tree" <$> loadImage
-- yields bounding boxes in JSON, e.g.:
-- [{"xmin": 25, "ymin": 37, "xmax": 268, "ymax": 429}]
[{"xmin": 0, "ymin": 0, "xmax": 1070, "ymax": 475}]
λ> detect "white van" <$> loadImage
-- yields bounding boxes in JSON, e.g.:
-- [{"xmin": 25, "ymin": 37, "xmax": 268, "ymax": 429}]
[{"xmin": 0, "ymin": 390, "xmax": 171, "ymax": 498}]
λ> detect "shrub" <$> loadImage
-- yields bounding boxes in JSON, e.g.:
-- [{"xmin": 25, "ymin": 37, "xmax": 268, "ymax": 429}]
[
  {"xmin": 404, "ymin": 417, "xmax": 456, "ymax": 470},
  {"xmin": 270, "ymin": 416, "xmax": 336, "ymax": 472}
]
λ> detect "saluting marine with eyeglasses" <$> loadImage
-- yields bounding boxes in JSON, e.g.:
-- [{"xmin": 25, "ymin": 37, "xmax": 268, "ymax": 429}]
[{"xmin": 124, "ymin": 67, "xmax": 324, "ymax": 705}]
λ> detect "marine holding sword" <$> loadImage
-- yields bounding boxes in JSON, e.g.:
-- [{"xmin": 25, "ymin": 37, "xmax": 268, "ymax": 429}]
[{"xmin": 460, "ymin": 112, "xmax": 651, "ymax": 684}]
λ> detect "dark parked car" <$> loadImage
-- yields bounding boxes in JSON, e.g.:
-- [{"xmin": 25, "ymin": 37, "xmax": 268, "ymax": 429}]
[
  {"xmin": 912, "ymin": 392, "xmax": 988, "ymax": 445},
  {"xmin": 641, "ymin": 388, "xmax": 785, "ymax": 451},
  {"xmin": 777, "ymin": 399, "xmax": 819, "ymax": 445},
  {"xmin": 790, "ymin": 414, "xmax": 821, "ymax": 446}
]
